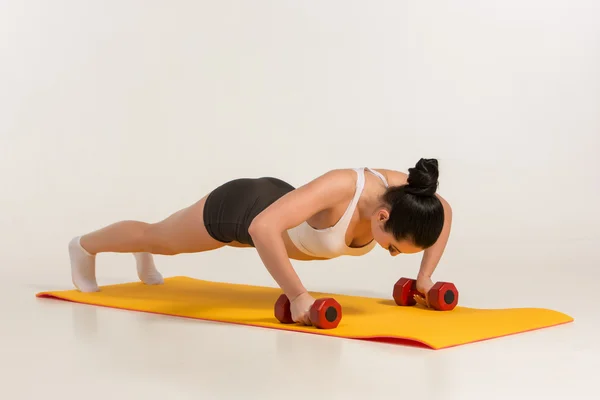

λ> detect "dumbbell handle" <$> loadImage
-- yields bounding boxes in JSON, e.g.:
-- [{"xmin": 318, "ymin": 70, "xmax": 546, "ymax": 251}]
[
  {"xmin": 393, "ymin": 277, "xmax": 459, "ymax": 311},
  {"xmin": 274, "ymin": 294, "xmax": 342, "ymax": 329}
]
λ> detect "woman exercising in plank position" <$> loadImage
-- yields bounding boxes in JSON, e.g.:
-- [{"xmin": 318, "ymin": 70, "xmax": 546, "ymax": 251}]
[{"xmin": 69, "ymin": 158, "xmax": 452, "ymax": 325}]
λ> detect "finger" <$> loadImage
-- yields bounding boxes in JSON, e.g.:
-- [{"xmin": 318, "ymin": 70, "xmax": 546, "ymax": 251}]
[
  {"xmin": 296, "ymin": 311, "xmax": 308, "ymax": 325},
  {"xmin": 414, "ymin": 294, "xmax": 430, "ymax": 308},
  {"xmin": 413, "ymin": 294, "xmax": 426, "ymax": 307}
]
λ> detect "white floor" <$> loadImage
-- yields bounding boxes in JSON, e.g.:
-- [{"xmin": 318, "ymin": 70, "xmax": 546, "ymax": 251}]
[{"xmin": 3, "ymin": 238, "xmax": 597, "ymax": 400}]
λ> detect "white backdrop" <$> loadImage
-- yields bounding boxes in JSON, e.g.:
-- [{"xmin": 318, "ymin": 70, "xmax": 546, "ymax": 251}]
[{"xmin": 1, "ymin": 0, "xmax": 599, "ymax": 313}]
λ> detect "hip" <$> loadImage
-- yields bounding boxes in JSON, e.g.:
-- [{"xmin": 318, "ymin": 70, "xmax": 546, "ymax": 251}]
[{"xmin": 202, "ymin": 177, "xmax": 294, "ymax": 246}]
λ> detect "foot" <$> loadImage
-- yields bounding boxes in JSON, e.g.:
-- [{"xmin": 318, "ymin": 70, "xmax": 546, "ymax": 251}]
[
  {"xmin": 69, "ymin": 236, "xmax": 99, "ymax": 292},
  {"xmin": 134, "ymin": 252, "xmax": 164, "ymax": 285}
]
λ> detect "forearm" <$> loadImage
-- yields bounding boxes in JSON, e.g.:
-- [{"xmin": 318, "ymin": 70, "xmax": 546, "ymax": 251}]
[
  {"xmin": 418, "ymin": 245, "xmax": 444, "ymax": 279},
  {"xmin": 418, "ymin": 198, "xmax": 452, "ymax": 279},
  {"xmin": 251, "ymin": 230, "xmax": 307, "ymax": 300}
]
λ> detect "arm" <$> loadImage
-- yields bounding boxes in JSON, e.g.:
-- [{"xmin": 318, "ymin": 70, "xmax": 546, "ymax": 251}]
[
  {"xmin": 248, "ymin": 169, "xmax": 355, "ymax": 300},
  {"xmin": 373, "ymin": 168, "xmax": 453, "ymax": 297},
  {"xmin": 417, "ymin": 194, "xmax": 452, "ymax": 284}
]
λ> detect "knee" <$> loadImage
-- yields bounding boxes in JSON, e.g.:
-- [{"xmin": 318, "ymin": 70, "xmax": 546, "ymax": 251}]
[{"xmin": 139, "ymin": 223, "xmax": 179, "ymax": 255}]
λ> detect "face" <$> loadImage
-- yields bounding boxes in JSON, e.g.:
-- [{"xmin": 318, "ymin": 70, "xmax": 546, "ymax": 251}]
[{"xmin": 370, "ymin": 209, "xmax": 423, "ymax": 256}]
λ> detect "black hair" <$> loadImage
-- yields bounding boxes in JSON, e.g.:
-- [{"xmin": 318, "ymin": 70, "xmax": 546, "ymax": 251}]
[{"xmin": 382, "ymin": 158, "xmax": 445, "ymax": 248}]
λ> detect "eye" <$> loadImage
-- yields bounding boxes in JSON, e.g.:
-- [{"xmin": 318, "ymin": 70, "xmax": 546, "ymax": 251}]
[{"xmin": 388, "ymin": 245, "xmax": 401, "ymax": 256}]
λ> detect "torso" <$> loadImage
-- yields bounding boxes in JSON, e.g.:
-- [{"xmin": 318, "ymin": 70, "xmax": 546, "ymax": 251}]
[
  {"xmin": 281, "ymin": 234, "xmax": 321, "ymax": 260},
  {"xmin": 283, "ymin": 167, "xmax": 408, "ymax": 261}
]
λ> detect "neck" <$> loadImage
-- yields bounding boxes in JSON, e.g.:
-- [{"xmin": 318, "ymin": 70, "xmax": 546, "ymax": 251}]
[{"xmin": 357, "ymin": 185, "xmax": 387, "ymax": 222}]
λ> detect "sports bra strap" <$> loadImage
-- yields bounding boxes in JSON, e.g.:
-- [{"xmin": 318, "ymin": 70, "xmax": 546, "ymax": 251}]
[
  {"xmin": 365, "ymin": 167, "xmax": 389, "ymax": 188},
  {"xmin": 334, "ymin": 168, "xmax": 366, "ymax": 230}
]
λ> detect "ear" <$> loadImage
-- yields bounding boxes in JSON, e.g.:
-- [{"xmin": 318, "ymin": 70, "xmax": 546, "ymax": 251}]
[{"xmin": 378, "ymin": 209, "xmax": 390, "ymax": 222}]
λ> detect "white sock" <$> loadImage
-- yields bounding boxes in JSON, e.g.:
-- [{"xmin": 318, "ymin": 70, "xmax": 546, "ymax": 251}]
[
  {"xmin": 69, "ymin": 236, "xmax": 99, "ymax": 292},
  {"xmin": 134, "ymin": 252, "xmax": 164, "ymax": 285}
]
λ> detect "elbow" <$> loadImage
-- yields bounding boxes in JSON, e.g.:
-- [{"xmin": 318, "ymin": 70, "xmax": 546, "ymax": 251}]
[
  {"xmin": 247, "ymin": 218, "xmax": 263, "ymax": 239},
  {"xmin": 248, "ymin": 215, "xmax": 278, "ymax": 242}
]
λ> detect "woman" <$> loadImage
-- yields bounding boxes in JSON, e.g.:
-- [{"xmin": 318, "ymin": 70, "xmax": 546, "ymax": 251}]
[{"xmin": 69, "ymin": 158, "xmax": 452, "ymax": 325}]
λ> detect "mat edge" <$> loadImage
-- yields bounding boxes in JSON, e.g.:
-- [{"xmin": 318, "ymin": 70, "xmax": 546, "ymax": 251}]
[{"xmin": 35, "ymin": 291, "xmax": 574, "ymax": 350}]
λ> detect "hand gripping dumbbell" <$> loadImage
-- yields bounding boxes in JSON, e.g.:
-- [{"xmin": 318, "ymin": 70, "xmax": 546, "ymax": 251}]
[
  {"xmin": 274, "ymin": 294, "xmax": 342, "ymax": 329},
  {"xmin": 393, "ymin": 277, "xmax": 459, "ymax": 311}
]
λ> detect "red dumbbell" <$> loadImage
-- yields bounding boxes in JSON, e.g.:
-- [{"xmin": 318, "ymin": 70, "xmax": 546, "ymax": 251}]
[
  {"xmin": 274, "ymin": 294, "xmax": 342, "ymax": 329},
  {"xmin": 393, "ymin": 277, "xmax": 459, "ymax": 311}
]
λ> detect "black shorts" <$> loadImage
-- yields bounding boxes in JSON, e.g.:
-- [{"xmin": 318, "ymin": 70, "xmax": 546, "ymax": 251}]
[{"xmin": 203, "ymin": 177, "xmax": 295, "ymax": 246}]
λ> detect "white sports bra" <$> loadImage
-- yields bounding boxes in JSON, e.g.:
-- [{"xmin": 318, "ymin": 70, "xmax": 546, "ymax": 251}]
[{"xmin": 286, "ymin": 167, "xmax": 389, "ymax": 259}]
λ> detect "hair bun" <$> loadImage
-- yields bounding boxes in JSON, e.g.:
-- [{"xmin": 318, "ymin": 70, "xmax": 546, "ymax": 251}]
[{"xmin": 406, "ymin": 158, "xmax": 439, "ymax": 196}]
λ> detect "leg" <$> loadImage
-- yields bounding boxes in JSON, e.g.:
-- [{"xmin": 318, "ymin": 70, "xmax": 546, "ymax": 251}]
[
  {"xmin": 79, "ymin": 196, "xmax": 224, "ymax": 255},
  {"xmin": 69, "ymin": 196, "xmax": 225, "ymax": 292}
]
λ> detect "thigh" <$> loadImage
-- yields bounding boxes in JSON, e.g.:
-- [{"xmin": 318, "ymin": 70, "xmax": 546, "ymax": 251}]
[{"xmin": 149, "ymin": 196, "xmax": 226, "ymax": 254}]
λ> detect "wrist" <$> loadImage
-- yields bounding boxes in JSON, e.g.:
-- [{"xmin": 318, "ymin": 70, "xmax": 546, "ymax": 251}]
[
  {"xmin": 288, "ymin": 289, "xmax": 308, "ymax": 302},
  {"xmin": 417, "ymin": 271, "xmax": 432, "ymax": 279}
]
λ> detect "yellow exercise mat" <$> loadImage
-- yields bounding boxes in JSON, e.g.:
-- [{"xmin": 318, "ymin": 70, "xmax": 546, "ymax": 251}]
[{"xmin": 36, "ymin": 276, "xmax": 573, "ymax": 349}]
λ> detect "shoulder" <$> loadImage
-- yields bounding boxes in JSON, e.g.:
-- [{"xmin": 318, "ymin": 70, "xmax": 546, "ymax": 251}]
[
  {"xmin": 305, "ymin": 168, "xmax": 359, "ymax": 194},
  {"xmin": 289, "ymin": 168, "xmax": 361, "ymax": 206},
  {"xmin": 283, "ymin": 168, "xmax": 360, "ymax": 200}
]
